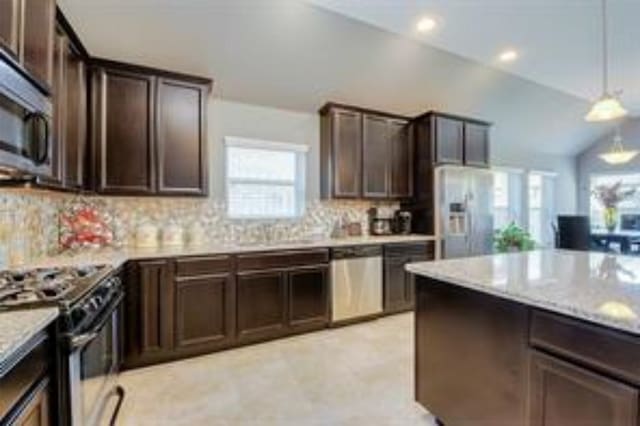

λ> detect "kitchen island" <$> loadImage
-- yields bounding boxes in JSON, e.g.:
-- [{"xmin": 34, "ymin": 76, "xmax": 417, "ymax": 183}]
[{"xmin": 407, "ymin": 249, "xmax": 640, "ymax": 426}]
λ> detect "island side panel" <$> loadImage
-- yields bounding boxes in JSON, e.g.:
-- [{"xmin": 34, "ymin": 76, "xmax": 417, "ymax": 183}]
[{"xmin": 415, "ymin": 276, "xmax": 529, "ymax": 425}]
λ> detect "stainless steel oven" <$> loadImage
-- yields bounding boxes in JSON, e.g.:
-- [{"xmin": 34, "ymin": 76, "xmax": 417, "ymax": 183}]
[
  {"xmin": 0, "ymin": 56, "xmax": 52, "ymax": 178},
  {"xmin": 62, "ymin": 276, "xmax": 125, "ymax": 426}
]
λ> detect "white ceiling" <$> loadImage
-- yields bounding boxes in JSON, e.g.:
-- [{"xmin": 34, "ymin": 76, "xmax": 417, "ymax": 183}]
[
  {"xmin": 308, "ymin": 0, "xmax": 640, "ymax": 114},
  {"xmin": 58, "ymin": 0, "xmax": 613, "ymax": 156}
]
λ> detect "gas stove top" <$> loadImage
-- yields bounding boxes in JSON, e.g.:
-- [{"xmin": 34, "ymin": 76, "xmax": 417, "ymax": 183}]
[{"xmin": 0, "ymin": 264, "xmax": 111, "ymax": 309}]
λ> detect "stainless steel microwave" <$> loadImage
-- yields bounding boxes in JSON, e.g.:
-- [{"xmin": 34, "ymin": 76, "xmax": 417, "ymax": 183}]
[{"xmin": 0, "ymin": 56, "xmax": 52, "ymax": 178}]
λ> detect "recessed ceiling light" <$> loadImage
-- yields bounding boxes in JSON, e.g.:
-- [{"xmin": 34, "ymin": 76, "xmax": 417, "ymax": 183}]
[
  {"xmin": 498, "ymin": 49, "xmax": 519, "ymax": 62},
  {"xmin": 416, "ymin": 16, "xmax": 437, "ymax": 33}
]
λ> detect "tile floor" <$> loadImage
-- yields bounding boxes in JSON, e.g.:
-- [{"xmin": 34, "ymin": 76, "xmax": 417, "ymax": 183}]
[{"xmin": 117, "ymin": 313, "xmax": 436, "ymax": 425}]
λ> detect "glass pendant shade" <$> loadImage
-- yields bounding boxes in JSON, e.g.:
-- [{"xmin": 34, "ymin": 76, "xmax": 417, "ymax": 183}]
[
  {"xmin": 585, "ymin": 0, "xmax": 629, "ymax": 122},
  {"xmin": 599, "ymin": 134, "xmax": 638, "ymax": 165},
  {"xmin": 585, "ymin": 93, "xmax": 628, "ymax": 122}
]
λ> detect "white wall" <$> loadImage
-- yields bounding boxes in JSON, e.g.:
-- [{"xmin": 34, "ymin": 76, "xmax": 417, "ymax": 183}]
[
  {"xmin": 208, "ymin": 98, "xmax": 320, "ymax": 200},
  {"xmin": 577, "ymin": 117, "xmax": 640, "ymax": 214}
]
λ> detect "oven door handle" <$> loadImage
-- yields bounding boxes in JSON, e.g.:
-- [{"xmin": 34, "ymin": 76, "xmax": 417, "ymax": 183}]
[
  {"xmin": 70, "ymin": 332, "xmax": 98, "ymax": 349},
  {"xmin": 67, "ymin": 292, "xmax": 124, "ymax": 351}
]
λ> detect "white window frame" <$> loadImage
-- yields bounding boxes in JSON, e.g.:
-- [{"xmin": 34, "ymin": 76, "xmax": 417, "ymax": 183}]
[
  {"xmin": 526, "ymin": 169, "xmax": 557, "ymax": 248},
  {"xmin": 491, "ymin": 166, "xmax": 525, "ymax": 230},
  {"xmin": 224, "ymin": 136, "xmax": 308, "ymax": 220}
]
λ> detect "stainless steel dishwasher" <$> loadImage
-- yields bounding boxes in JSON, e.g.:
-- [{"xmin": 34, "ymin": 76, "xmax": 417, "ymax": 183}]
[{"xmin": 330, "ymin": 245, "xmax": 383, "ymax": 322}]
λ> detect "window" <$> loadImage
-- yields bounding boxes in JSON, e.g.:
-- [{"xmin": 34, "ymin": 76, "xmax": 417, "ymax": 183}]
[
  {"xmin": 492, "ymin": 168, "xmax": 524, "ymax": 230},
  {"xmin": 590, "ymin": 173, "xmax": 640, "ymax": 230},
  {"xmin": 528, "ymin": 171, "xmax": 556, "ymax": 248},
  {"xmin": 225, "ymin": 137, "xmax": 307, "ymax": 219}
]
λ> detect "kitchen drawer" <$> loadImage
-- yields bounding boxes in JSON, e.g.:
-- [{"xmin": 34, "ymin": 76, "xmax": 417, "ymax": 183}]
[
  {"xmin": 530, "ymin": 310, "xmax": 640, "ymax": 385},
  {"xmin": 237, "ymin": 249, "xmax": 329, "ymax": 271},
  {"xmin": 174, "ymin": 256, "xmax": 233, "ymax": 277},
  {"xmin": 384, "ymin": 241, "xmax": 433, "ymax": 258},
  {"xmin": 0, "ymin": 334, "xmax": 49, "ymax": 420}
]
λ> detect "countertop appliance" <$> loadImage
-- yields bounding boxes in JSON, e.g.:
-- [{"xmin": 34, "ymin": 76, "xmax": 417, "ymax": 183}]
[
  {"xmin": 436, "ymin": 165, "xmax": 494, "ymax": 259},
  {"xmin": 368, "ymin": 207, "xmax": 393, "ymax": 236},
  {"xmin": 394, "ymin": 210, "xmax": 412, "ymax": 235},
  {"xmin": 330, "ymin": 245, "xmax": 383, "ymax": 322},
  {"xmin": 0, "ymin": 264, "xmax": 125, "ymax": 425},
  {"xmin": 0, "ymin": 56, "xmax": 52, "ymax": 179}
]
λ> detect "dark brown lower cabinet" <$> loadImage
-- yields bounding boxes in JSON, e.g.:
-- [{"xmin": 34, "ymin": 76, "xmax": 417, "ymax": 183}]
[
  {"xmin": 236, "ymin": 270, "xmax": 288, "ymax": 343},
  {"xmin": 414, "ymin": 275, "xmax": 640, "ymax": 426},
  {"xmin": 383, "ymin": 242, "xmax": 433, "ymax": 313},
  {"xmin": 288, "ymin": 265, "xmax": 329, "ymax": 331},
  {"xmin": 174, "ymin": 273, "xmax": 235, "ymax": 351},
  {"xmin": 528, "ymin": 350, "xmax": 639, "ymax": 426},
  {"xmin": 415, "ymin": 278, "xmax": 529, "ymax": 426},
  {"xmin": 12, "ymin": 378, "xmax": 51, "ymax": 426},
  {"xmin": 125, "ymin": 259, "xmax": 173, "ymax": 367},
  {"xmin": 125, "ymin": 251, "xmax": 330, "ymax": 369}
]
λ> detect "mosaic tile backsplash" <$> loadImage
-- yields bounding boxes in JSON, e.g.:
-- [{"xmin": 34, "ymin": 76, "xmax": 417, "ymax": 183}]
[{"xmin": 0, "ymin": 189, "xmax": 396, "ymax": 263}]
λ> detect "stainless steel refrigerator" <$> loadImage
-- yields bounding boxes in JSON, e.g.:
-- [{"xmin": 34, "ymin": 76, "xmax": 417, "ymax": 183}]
[{"xmin": 435, "ymin": 165, "xmax": 494, "ymax": 259}]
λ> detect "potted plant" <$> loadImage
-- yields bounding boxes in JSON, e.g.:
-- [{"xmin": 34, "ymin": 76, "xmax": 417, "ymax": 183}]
[
  {"xmin": 591, "ymin": 181, "xmax": 636, "ymax": 233},
  {"xmin": 494, "ymin": 222, "xmax": 536, "ymax": 253}
]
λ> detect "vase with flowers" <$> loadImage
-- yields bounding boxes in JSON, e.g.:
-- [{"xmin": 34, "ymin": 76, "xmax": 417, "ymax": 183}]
[{"xmin": 591, "ymin": 182, "xmax": 636, "ymax": 233}]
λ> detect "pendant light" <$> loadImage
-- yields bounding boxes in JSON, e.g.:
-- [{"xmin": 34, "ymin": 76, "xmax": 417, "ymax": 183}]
[
  {"xmin": 599, "ymin": 126, "xmax": 638, "ymax": 164},
  {"xmin": 585, "ymin": 0, "xmax": 628, "ymax": 122}
]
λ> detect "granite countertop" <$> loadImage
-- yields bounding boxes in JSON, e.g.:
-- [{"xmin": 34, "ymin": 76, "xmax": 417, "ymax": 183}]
[
  {"xmin": 18, "ymin": 234, "xmax": 437, "ymax": 270},
  {"xmin": 406, "ymin": 249, "xmax": 640, "ymax": 335},
  {"xmin": 0, "ymin": 307, "xmax": 58, "ymax": 372},
  {"xmin": 0, "ymin": 234, "xmax": 435, "ymax": 363}
]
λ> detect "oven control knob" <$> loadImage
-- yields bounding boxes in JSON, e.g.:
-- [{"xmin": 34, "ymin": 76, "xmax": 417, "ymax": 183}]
[{"xmin": 90, "ymin": 296, "xmax": 102, "ymax": 310}]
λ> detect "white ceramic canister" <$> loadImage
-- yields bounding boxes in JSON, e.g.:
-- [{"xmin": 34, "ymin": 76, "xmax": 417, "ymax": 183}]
[
  {"xmin": 162, "ymin": 221, "xmax": 184, "ymax": 247},
  {"xmin": 186, "ymin": 221, "xmax": 206, "ymax": 246},
  {"xmin": 135, "ymin": 221, "xmax": 159, "ymax": 248}
]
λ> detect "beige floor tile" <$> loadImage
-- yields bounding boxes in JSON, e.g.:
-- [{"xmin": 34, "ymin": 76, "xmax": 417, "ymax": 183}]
[{"xmin": 116, "ymin": 313, "xmax": 436, "ymax": 426}]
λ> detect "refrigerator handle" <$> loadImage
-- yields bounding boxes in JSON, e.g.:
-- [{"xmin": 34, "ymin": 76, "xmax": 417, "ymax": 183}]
[{"xmin": 464, "ymin": 192, "xmax": 473, "ymax": 250}]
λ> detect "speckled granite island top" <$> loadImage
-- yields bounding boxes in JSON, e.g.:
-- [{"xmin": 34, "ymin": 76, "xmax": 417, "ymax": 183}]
[
  {"xmin": 406, "ymin": 249, "xmax": 640, "ymax": 335},
  {"xmin": 0, "ymin": 307, "xmax": 58, "ymax": 373}
]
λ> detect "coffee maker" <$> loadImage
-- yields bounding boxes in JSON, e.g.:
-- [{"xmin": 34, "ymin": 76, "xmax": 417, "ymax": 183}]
[
  {"xmin": 394, "ymin": 210, "xmax": 412, "ymax": 235},
  {"xmin": 368, "ymin": 207, "xmax": 394, "ymax": 235}
]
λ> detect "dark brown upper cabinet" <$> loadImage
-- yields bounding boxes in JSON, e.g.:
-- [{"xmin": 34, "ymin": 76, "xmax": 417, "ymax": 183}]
[
  {"xmin": 92, "ymin": 67, "xmax": 156, "ymax": 194},
  {"xmin": 156, "ymin": 78, "xmax": 208, "ymax": 196},
  {"xmin": 0, "ymin": 0, "xmax": 20, "ymax": 58},
  {"xmin": 464, "ymin": 121, "xmax": 490, "ymax": 167},
  {"xmin": 320, "ymin": 105, "xmax": 362, "ymax": 198},
  {"xmin": 46, "ymin": 30, "xmax": 66, "ymax": 186},
  {"xmin": 434, "ymin": 116, "xmax": 464, "ymax": 165},
  {"xmin": 21, "ymin": 0, "xmax": 56, "ymax": 89},
  {"xmin": 320, "ymin": 103, "xmax": 412, "ymax": 200},
  {"xmin": 62, "ymin": 43, "xmax": 87, "ymax": 189},
  {"xmin": 388, "ymin": 118, "xmax": 412, "ymax": 198},
  {"xmin": 413, "ymin": 112, "xmax": 491, "ymax": 168},
  {"xmin": 0, "ymin": 0, "xmax": 55, "ymax": 92},
  {"xmin": 91, "ymin": 60, "xmax": 211, "ymax": 196},
  {"xmin": 363, "ymin": 114, "xmax": 390, "ymax": 198}
]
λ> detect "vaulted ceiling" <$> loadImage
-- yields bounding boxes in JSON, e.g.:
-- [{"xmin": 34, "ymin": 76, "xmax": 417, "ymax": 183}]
[
  {"xmin": 58, "ymin": 0, "xmax": 615, "ymax": 156},
  {"xmin": 310, "ymin": 0, "xmax": 640, "ymax": 114}
]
